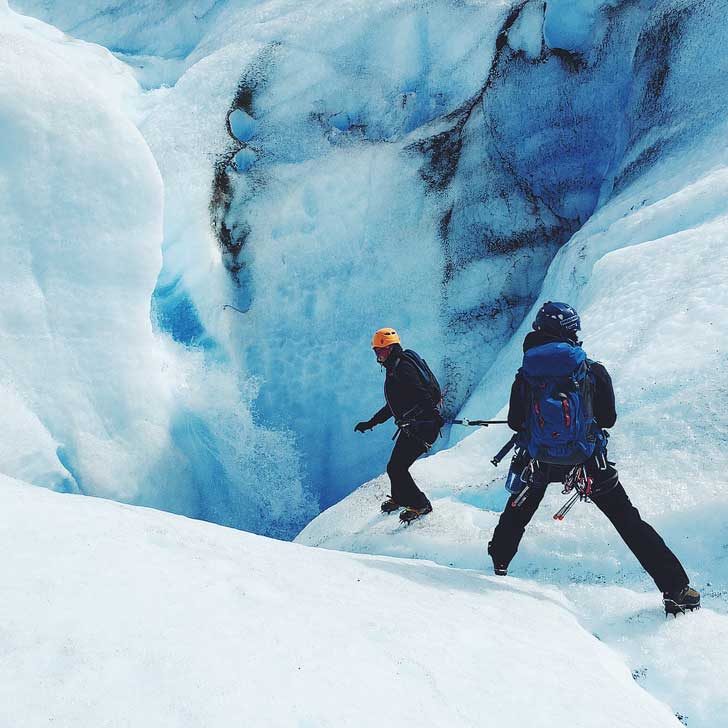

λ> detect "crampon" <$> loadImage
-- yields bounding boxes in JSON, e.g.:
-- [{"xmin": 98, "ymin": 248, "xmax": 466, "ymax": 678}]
[
  {"xmin": 399, "ymin": 503, "xmax": 432, "ymax": 525},
  {"xmin": 663, "ymin": 586, "xmax": 701, "ymax": 617}
]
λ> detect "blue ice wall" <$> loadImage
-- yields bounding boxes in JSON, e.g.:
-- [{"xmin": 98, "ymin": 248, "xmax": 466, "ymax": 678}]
[
  {"xmin": 14, "ymin": 0, "xmax": 727, "ymax": 532},
  {"xmin": 152, "ymin": 276, "xmax": 208, "ymax": 348},
  {"xmin": 209, "ymin": 0, "xmax": 659, "ymax": 508}
]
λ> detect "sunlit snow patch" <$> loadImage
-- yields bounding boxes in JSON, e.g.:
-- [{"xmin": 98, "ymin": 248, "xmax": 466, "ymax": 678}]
[{"xmin": 0, "ymin": 475, "xmax": 684, "ymax": 728}]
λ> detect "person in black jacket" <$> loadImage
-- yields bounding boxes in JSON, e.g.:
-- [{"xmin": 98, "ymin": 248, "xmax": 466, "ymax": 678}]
[
  {"xmin": 488, "ymin": 302, "xmax": 700, "ymax": 615},
  {"xmin": 355, "ymin": 328, "xmax": 442, "ymax": 524}
]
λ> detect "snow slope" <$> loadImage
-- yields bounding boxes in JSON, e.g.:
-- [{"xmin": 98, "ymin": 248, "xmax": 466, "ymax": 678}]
[
  {"xmin": 0, "ymin": 476, "xmax": 684, "ymax": 728},
  {"xmin": 298, "ymin": 429, "xmax": 727, "ymax": 727}
]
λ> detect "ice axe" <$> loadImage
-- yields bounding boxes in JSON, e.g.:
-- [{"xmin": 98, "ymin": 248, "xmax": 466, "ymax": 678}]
[
  {"xmin": 449, "ymin": 419, "xmax": 509, "ymax": 427},
  {"xmin": 447, "ymin": 420, "xmax": 515, "ymax": 466}
]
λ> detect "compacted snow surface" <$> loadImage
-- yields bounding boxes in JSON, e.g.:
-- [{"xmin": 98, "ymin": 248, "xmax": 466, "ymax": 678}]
[{"xmin": 0, "ymin": 478, "xmax": 684, "ymax": 728}]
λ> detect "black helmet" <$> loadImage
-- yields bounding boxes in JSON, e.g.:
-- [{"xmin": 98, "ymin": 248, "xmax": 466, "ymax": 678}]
[{"xmin": 532, "ymin": 301, "xmax": 581, "ymax": 339}]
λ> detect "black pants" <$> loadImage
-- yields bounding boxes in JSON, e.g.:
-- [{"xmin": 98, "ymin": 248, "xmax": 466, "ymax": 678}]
[
  {"xmin": 386, "ymin": 425, "xmax": 437, "ymax": 509},
  {"xmin": 488, "ymin": 460, "xmax": 689, "ymax": 593}
]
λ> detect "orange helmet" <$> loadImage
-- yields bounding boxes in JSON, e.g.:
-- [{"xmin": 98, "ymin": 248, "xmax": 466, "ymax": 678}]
[{"xmin": 371, "ymin": 328, "xmax": 401, "ymax": 348}]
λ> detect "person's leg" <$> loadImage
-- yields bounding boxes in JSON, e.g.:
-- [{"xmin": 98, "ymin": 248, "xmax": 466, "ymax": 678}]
[
  {"xmin": 488, "ymin": 485, "xmax": 548, "ymax": 570},
  {"xmin": 386, "ymin": 433, "xmax": 430, "ymax": 509},
  {"xmin": 591, "ymin": 473, "xmax": 689, "ymax": 593}
]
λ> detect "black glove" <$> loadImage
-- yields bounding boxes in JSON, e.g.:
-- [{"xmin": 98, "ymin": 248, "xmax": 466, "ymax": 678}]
[{"xmin": 355, "ymin": 419, "xmax": 374, "ymax": 433}]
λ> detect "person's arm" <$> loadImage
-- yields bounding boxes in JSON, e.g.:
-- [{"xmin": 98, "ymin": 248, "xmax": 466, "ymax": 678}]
[
  {"xmin": 507, "ymin": 371, "xmax": 527, "ymax": 432},
  {"xmin": 354, "ymin": 404, "xmax": 391, "ymax": 433},
  {"xmin": 371, "ymin": 404, "xmax": 392, "ymax": 425},
  {"xmin": 591, "ymin": 362, "xmax": 617, "ymax": 428}
]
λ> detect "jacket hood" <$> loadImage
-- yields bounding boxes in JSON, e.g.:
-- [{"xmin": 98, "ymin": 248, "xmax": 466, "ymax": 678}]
[{"xmin": 523, "ymin": 330, "xmax": 580, "ymax": 353}]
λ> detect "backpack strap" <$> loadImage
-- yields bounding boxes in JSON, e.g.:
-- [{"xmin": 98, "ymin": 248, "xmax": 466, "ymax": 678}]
[{"xmin": 399, "ymin": 350, "xmax": 425, "ymax": 382}]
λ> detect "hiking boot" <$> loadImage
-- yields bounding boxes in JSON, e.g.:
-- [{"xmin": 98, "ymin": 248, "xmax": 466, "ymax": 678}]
[
  {"xmin": 399, "ymin": 502, "xmax": 432, "ymax": 524},
  {"xmin": 663, "ymin": 586, "xmax": 701, "ymax": 616},
  {"xmin": 381, "ymin": 497, "xmax": 401, "ymax": 514},
  {"xmin": 487, "ymin": 541, "xmax": 508, "ymax": 576}
]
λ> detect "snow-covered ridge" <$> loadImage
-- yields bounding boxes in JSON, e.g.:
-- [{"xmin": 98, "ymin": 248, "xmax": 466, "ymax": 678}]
[{"xmin": 0, "ymin": 476, "xmax": 685, "ymax": 728}]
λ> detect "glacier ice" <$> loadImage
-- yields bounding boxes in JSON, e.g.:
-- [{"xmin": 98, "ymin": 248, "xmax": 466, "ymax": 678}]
[
  {"xmin": 298, "ymin": 7, "xmax": 728, "ymax": 726},
  {"xmin": 543, "ymin": 0, "xmax": 620, "ymax": 53},
  {"xmin": 0, "ymin": 3, "xmax": 315, "ymax": 538},
  {"xmin": 5, "ymin": 0, "xmax": 728, "ymax": 535},
  {"xmin": 507, "ymin": 0, "xmax": 545, "ymax": 59},
  {"xmin": 2, "ymin": 2, "xmax": 727, "ymax": 723},
  {"xmin": 146, "ymin": 0, "xmax": 661, "ymax": 507},
  {"xmin": 0, "ymin": 7, "xmax": 167, "ymax": 500},
  {"xmin": 229, "ymin": 108, "xmax": 257, "ymax": 143}
]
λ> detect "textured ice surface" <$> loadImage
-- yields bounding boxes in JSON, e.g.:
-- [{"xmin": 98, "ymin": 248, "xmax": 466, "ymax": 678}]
[
  {"xmin": 0, "ymin": 6, "xmax": 166, "ymax": 499},
  {"xmin": 124, "ymin": 0, "xmax": 663, "ymax": 507},
  {"xmin": 27, "ymin": 0, "xmax": 516, "ymax": 506},
  {"xmin": 507, "ymin": 0, "xmax": 544, "ymax": 58},
  {"xmin": 543, "ymin": 0, "xmax": 622, "ymax": 52},
  {"xmin": 0, "ymin": 4, "xmax": 314, "ymax": 538},
  {"xmin": 6, "ymin": 0, "xmax": 728, "ymax": 530}
]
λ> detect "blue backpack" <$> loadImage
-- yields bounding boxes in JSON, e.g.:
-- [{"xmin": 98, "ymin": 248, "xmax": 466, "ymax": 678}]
[{"xmin": 520, "ymin": 342, "xmax": 601, "ymax": 465}]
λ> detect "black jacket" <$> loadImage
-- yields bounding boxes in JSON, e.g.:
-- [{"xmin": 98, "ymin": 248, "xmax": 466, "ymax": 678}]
[
  {"xmin": 507, "ymin": 331, "xmax": 617, "ymax": 432},
  {"xmin": 371, "ymin": 345, "xmax": 440, "ymax": 425}
]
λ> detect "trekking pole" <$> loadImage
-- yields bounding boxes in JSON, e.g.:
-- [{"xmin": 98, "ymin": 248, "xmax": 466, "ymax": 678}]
[
  {"xmin": 553, "ymin": 465, "xmax": 592, "ymax": 521},
  {"xmin": 450, "ymin": 419, "xmax": 509, "ymax": 427},
  {"xmin": 512, "ymin": 484, "xmax": 531, "ymax": 508},
  {"xmin": 553, "ymin": 492, "xmax": 580, "ymax": 520}
]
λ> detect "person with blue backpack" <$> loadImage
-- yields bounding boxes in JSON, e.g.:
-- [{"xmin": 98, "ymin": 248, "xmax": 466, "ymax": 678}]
[
  {"xmin": 487, "ymin": 302, "xmax": 700, "ymax": 616},
  {"xmin": 355, "ymin": 328, "xmax": 444, "ymax": 524}
]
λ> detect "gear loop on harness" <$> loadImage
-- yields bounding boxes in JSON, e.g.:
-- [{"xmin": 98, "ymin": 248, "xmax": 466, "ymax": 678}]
[
  {"xmin": 510, "ymin": 457, "xmax": 539, "ymax": 508},
  {"xmin": 521, "ymin": 458, "xmax": 537, "ymax": 485},
  {"xmin": 553, "ymin": 463, "xmax": 594, "ymax": 520}
]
